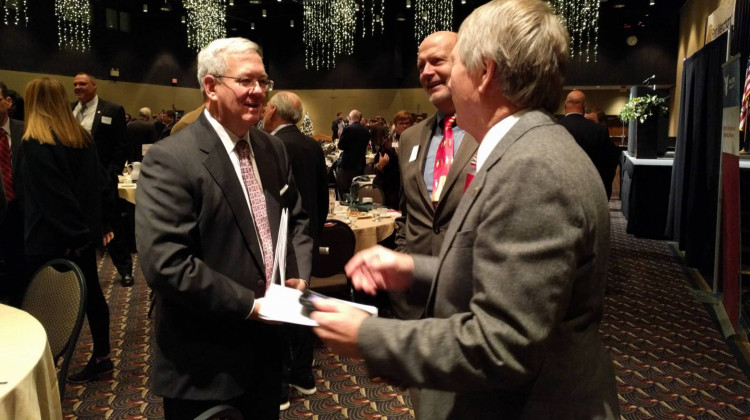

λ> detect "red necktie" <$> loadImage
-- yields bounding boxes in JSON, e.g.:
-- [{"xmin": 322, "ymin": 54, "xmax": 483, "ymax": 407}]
[
  {"xmin": 464, "ymin": 152, "xmax": 477, "ymax": 192},
  {"xmin": 0, "ymin": 128, "xmax": 13, "ymax": 202},
  {"xmin": 236, "ymin": 139, "xmax": 274, "ymax": 290},
  {"xmin": 432, "ymin": 114, "xmax": 456, "ymax": 203}
]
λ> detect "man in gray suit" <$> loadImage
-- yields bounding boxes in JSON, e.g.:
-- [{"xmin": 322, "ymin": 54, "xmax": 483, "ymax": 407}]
[
  {"xmin": 391, "ymin": 31, "xmax": 478, "ymax": 321},
  {"xmin": 311, "ymin": 1, "xmax": 619, "ymax": 419},
  {"xmin": 136, "ymin": 37, "xmax": 312, "ymax": 420}
]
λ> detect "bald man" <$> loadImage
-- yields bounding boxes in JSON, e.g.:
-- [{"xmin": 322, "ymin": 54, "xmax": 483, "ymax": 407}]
[
  {"xmin": 336, "ymin": 109, "xmax": 370, "ymax": 196},
  {"xmin": 558, "ymin": 90, "xmax": 619, "ymax": 199}
]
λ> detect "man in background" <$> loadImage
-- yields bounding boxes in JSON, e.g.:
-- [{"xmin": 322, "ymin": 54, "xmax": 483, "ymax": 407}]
[
  {"xmin": 392, "ymin": 31, "xmax": 478, "ymax": 321},
  {"xmin": 331, "ymin": 112, "xmax": 344, "ymax": 141},
  {"xmin": 0, "ymin": 81, "xmax": 25, "ymax": 306},
  {"xmin": 312, "ymin": 1, "xmax": 619, "ymax": 418},
  {"xmin": 72, "ymin": 72, "xmax": 133, "ymax": 287},
  {"xmin": 127, "ymin": 107, "xmax": 156, "ymax": 162},
  {"xmin": 336, "ymin": 109, "xmax": 369, "ymax": 195},
  {"xmin": 263, "ymin": 91, "xmax": 327, "ymax": 410},
  {"xmin": 159, "ymin": 110, "xmax": 176, "ymax": 139},
  {"xmin": 558, "ymin": 90, "xmax": 619, "ymax": 199}
]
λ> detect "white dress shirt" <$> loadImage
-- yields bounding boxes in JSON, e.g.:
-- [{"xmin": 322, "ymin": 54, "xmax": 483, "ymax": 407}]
[
  {"xmin": 476, "ymin": 109, "xmax": 530, "ymax": 173},
  {"xmin": 74, "ymin": 96, "xmax": 98, "ymax": 133}
]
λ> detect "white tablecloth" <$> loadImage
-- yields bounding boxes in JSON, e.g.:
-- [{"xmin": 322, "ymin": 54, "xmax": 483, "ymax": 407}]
[
  {"xmin": 330, "ymin": 208, "xmax": 399, "ymax": 252},
  {"xmin": 0, "ymin": 304, "xmax": 62, "ymax": 420}
]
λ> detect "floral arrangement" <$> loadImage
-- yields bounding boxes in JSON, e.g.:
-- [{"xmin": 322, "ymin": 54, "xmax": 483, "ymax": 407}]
[{"xmin": 619, "ymin": 94, "xmax": 669, "ymax": 123}]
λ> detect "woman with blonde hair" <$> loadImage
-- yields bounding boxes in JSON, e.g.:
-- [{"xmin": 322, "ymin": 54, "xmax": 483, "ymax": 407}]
[{"xmin": 20, "ymin": 77, "xmax": 115, "ymax": 384}]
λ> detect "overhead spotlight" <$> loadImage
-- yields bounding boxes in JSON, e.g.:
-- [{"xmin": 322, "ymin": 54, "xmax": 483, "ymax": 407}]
[
  {"xmin": 251, "ymin": 22, "xmax": 255, "ymax": 30},
  {"xmin": 613, "ymin": 3, "xmax": 625, "ymax": 8},
  {"xmin": 396, "ymin": 12, "xmax": 406, "ymax": 21},
  {"xmin": 406, "ymin": 0, "xmax": 411, "ymax": 8},
  {"xmin": 229, "ymin": 0, "xmax": 234, "ymax": 5},
  {"xmin": 143, "ymin": 3, "xmax": 148, "ymax": 13},
  {"xmin": 375, "ymin": 14, "xmax": 381, "ymax": 23},
  {"xmin": 290, "ymin": 19, "xmax": 294, "ymax": 28},
  {"xmin": 160, "ymin": 0, "xmax": 172, "ymax": 12},
  {"xmin": 262, "ymin": 9, "xmax": 267, "ymax": 17},
  {"xmin": 180, "ymin": 15, "xmax": 186, "ymax": 23},
  {"xmin": 461, "ymin": 0, "xmax": 466, "ymax": 4},
  {"xmin": 649, "ymin": 0, "xmax": 655, "ymax": 5}
]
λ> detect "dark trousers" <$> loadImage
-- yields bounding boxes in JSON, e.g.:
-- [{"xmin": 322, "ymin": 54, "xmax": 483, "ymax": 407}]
[
  {"xmin": 108, "ymin": 198, "xmax": 132, "ymax": 276},
  {"xmin": 0, "ymin": 200, "xmax": 26, "ymax": 307},
  {"xmin": 28, "ymin": 247, "xmax": 111, "ymax": 357},
  {"xmin": 281, "ymin": 324, "xmax": 314, "ymax": 390}
]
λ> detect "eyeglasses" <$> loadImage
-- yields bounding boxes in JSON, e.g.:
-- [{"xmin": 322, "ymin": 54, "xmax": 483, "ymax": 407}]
[{"xmin": 213, "ymin": 75, "xmax": 274, "ymax": 92}]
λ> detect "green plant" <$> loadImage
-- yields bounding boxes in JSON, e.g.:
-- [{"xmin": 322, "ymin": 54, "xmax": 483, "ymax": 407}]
[{"xmin": 619, "ymin": 94, "xmax": 669, "ymax": 123}]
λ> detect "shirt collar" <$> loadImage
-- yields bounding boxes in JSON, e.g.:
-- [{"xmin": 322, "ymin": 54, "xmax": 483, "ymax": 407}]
[
  {"xmin": 476, "ymin": 109, "xmax": 530, "ymax": 173},
  {"xmin": 78, "ymin": 95, "xmax": 98, "ymax": 111},
  {"xmin": 1, "ymin": 118, "xmax": 9, "ymax": 134},
  {"xmin": 564, "ymin": 112, "xmax": 584, "ymax": 117},
  {"xmin": 271, "ymin": 123, "xmax": 292, "ymax": 136},
  {"xmin": 203, "ymin": 109, "xmax": 252, "ymax": 158}
]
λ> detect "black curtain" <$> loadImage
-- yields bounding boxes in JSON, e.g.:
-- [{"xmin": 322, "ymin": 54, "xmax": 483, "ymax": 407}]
[
  {"xmin": 732, "ymin": 0, "xmax": 750, "ymax": 151},
  {"xmin": 666, "ymin": 32, "xmax": 727, "ymax": 279}
]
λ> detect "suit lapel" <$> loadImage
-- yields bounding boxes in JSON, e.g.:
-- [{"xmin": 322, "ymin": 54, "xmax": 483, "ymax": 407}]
[
  {"xmin": 413, "ymin": 114, "xmax": 437, "ymax": 214},
  {"xmin": 9, "ymin": 119, "xmax": 23, "ymax": 172},
  {"xmin": 424, "ymin": 110, "xmax": 554, "ymax": 313},
  {"xmin": 197, "ymin": 116, "xmax": 266, "ymax": 276},
  {"xmin": 91, "ymin": 100, "xmax": 104, "ymax": 137}
]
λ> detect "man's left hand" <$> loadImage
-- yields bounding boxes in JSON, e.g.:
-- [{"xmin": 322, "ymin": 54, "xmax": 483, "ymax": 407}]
[
  {"xmin": 285, "ymin": 278, "xmax": 308, "ymax": 291},
  {"xmin": 311, "ymin": 299, "xmax": 369, "ymax": 358}
]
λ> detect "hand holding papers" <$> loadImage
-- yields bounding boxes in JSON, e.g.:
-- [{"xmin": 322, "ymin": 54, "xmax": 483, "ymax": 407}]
[{"xmin": 256, "ymin": 208, "xmax": 377, "ymax": 326}]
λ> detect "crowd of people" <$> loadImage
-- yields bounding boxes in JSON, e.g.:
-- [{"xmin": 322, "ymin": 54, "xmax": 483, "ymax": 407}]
[{"xmin": 0, "ymin": 0, "xmax": 623, "ymax": 419}]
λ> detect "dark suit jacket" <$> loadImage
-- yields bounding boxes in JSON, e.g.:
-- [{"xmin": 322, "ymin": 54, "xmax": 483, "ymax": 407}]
[
  {"xmin": 126, "ymin": 119, "xmax": 156, "ymax": 162},
  {"xmin": 20, "ymin": 136, "xmax": 105, "ymax": 256},
  {"xmin": 160, "ymin": 120, "xmax": 175, "ymax": 140},
  {"xmin": 274, "ymin": 124, "xmax": 328, "ymax": 248},
  {"xmin": 0, "ymin": 118, "xmax": 24, "ymax": 221},
  {"xmin": 135, "ymin": 113, "xmax": 312, "ymax": 400},
  {"xmin": 72, "ymin": 98, "xmax": 128, "ymax": 181},
  {"xmin": 360, "ymin": 110, "xmax": 619, "ymax": 420},
  {"xmin": 558, "ymin": 113, "xmax": 619, "ymax": 199},
  {"xmin": 337, "ymin": 121, "xmax": 370, "ymax": 171},
  {"xmin": 331, "ymin": 119, "xmax": 341, "ymax": 140},
  {"xmin": 391, "ymin": 113, "xmax": 478, "ymax": 319}
]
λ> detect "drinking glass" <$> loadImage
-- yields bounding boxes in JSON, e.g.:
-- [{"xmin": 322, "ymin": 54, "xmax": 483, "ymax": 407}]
[
  {"xmin": 347, "ymin": 204, "xmax": 359, "ymax": 228},
  {"xmin": 372, "ymin": 204, "xmax": 382, "ymax": 222},
  {"xmin": 328, "ymin": 188, "xmax": 336, "ymax": 214}
]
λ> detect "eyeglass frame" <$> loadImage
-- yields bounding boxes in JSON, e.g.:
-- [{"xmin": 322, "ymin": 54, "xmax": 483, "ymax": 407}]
[{"xmin": 212, "ymin": 74, "xmax": 274, "ymax": 92}]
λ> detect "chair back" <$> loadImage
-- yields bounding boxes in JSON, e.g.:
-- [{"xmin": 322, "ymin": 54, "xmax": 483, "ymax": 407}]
[
  {"xmin": 194, "ymin": 404, "xmax": 243, "ymax": 420},
  {"xmin": 312, "ymin": 219, "xmax": 356, "ymax": 278},
  {"xmin": 357, "ymin": 184, "xmax": 384, "ymax": 205},
  {"xmin": 21, "ymin": 259, "xmax": 87, "ymax": 400}
]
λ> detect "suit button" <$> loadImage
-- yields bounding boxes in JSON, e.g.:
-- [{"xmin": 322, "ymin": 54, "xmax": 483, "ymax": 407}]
[
  {"xmin": 433, "ymin": 227, "xmax": 441, "ymax": 234},
  {"xmin": 257, "ymin": 279, "xmax": 265, "ymax": 286}
]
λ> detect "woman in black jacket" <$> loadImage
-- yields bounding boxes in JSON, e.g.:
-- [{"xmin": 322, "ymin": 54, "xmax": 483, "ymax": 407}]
[{"xmin": 20, "ymin": 77, "xmax": 115, "ymax": 383}]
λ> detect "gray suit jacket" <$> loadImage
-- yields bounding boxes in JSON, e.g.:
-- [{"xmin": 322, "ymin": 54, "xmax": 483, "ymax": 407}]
[
  {"xmin": 0, "ymin": 118, "xmax": 24, "ymax": 221},
  {"xmin": 359, "ymin": 110, "xmax": 619, "ymax": 420},
  {"xmin": 391, "ymin": 113, "xmax": 478, "ymax": 319},
  {"xmin": 136, "ymin": 113, "xmax": 312, "ymax": 400}
]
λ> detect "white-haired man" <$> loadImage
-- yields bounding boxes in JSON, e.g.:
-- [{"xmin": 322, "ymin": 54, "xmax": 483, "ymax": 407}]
[
  {"xmin": 136, "ymin": 37, "xmax": 312, "ymax": 419},
  {"xmin": 311, "ymin": 1, "xmax": 619, "ymax": 419}
]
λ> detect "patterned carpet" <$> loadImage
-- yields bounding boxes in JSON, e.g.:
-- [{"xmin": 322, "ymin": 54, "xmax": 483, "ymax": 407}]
[{"xmin": 61, "ymin": 200, "xmax": 750, "ymax": 419}]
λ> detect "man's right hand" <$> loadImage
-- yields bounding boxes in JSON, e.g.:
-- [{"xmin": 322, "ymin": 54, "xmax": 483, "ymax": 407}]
[{"xmin": 344, "ymin": 245, "xmax": 414, "ymax": 295}]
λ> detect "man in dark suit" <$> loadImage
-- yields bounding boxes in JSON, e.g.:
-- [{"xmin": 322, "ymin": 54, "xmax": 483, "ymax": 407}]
[
  {"xmin": 391, "ymin": 31, "xmax": 479, "ymax": 321},
  {"xmin": 263, "ymin": 91, "xmax": 327, "ymax": 410},
  {"xmin": 311, "ymin": 1, "xmax": 619, "ymax": 419},
  {"xmin": 331, "ymin": 112, "xmax": 344, "ymax": 141},
  {"xmin": 336, "ymin": 109, "xmax": 370, "ymax": 196},
  {"xmin": 159, "ymin": 109, "xmax": 176, "ymax": 140},
  {"xmin": 72, "ymin": 72, "xmax": 134, "ymax": 287},
  {"xmin": 558, "ymin": 90, "xmax": 620, "ymax": 199},
  {"xmin": 0, "ymin": 81, "xmax": 26, "ymax": 306},
  {"xmin": 136, "ymin": 37, "xmax": 312, "ymax": 420},
  {"xmin": 126, "ymin": 107, "xmax": 156, "ymax": 162}
]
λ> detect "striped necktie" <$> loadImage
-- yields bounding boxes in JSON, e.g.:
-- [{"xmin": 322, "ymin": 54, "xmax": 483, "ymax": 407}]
[{"xmin": 0, "ymin": 128, "xmax": 13, "ymax": 201}]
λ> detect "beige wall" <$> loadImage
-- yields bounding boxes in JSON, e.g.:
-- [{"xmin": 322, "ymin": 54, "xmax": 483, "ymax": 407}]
[
  {"xmin": 671, "ymin": 0, "xmax": 723, "ymax": 135},
  {"xmin": 555, "ymin": 89, "xmax": 630, "ymax": 116}
]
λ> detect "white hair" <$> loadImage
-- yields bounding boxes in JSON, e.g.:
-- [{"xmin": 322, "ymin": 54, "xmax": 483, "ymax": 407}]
[
  {"xmin": 197, "ymin": 37, "xmax": 262, "ymax": 90},
  {"xmin": 456, "ymin": 0, "xmax": 569, "ymax": 112}
]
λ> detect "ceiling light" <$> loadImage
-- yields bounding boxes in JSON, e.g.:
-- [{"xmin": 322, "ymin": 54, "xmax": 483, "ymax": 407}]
[
  {"xmin": 290, "ymin": 19, "xmax": 294, "ymax": 27},
  {"xmin": 143, "ymin": 3, "xmax": 148, "ymax": 12},
  {"xmin": 229, "ymin": 0, "xmax": 234, "ymax": 5},
  {"xmin": 160, "ymin": 0, "xmax": 172, "ymax": 12},
  {"xmin": 396, "ymin": 12, "xmax": 406, "ymax": 21},
  {"xmin": 406, "ymin": 0, "xmax": 411, "ymax": 8},
  {"xmin": 251, "ymin": 21, "xmax": 255, "ymax": 30},
  {"xmin": 613, "ymin": 3, "xmax": 625, "ymax": 8},
  {"xmin": 262, "ymin": 8, "xmax": 267, "ymax": 17},
  {"xmin": 649, "ymin": 0, "xmax": 655, "ymax": 5},
  {"xmin": 181, "ymin": 15, "xmax": 186, "ymax": 23}
]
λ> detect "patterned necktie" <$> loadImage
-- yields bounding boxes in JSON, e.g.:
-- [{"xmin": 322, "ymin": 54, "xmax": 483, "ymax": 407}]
[
  {"xmin": 432, "ymin": 114, "xmax": 456, "ymax": 203},
  {"xmin": 236, "ymin": 139, "xmax": 274, "ymax": 289},
  {"xmin": 464, "ymin": 152, "xmax": 477, "ymax": 192},
  {"xmin": 77, "ymin": 104, "xmax": 87, "ymax": 123},
  {"xmin": 0, "ymin": 128, "xmax": 13, "ymax": 202}
]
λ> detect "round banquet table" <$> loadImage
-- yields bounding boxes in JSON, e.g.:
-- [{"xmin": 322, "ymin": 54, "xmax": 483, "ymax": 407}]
[
  {"xmin": 0, "ymin": 304, "xmax": 62, "ymax": 420},
  {"xmin": 329, "ymin": 209, "xmax": 399, "ymax": 252},
  {"xmin": 118, "ymin": 182, "xmax": 137, "ymax": 205}
]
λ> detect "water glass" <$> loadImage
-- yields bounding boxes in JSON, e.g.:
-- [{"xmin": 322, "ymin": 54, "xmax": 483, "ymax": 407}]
[{"xmin": 372, "ymin": 204, "xmax": 382, "ymax": 222}]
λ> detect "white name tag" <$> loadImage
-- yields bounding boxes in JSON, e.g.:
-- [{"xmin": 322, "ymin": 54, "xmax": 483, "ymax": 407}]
[
  {"xmin": 101, "ymin": 116, "xmax": 112, "ymax": 125},
  {"xmin": 409, "ymin": 145, "xmax": 419, "ymax": 162}
]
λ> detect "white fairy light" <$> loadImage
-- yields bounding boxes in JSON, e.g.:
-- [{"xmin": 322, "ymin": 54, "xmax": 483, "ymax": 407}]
[
  {"xmin": 55, "ymin": 0, "xmax": 91, "ymax": 51},
  {"xmin": 303, "ymin": 0, "xmax": 356, "ymax": 70},
  {"xmin": 550, "ymin": 0, "xmax": 599, "ymax": 62},
  {"xmin": 3, "ymin": 0, "xmax": 29, "ymax": 26},
  {"xmin": 183, "ymin": 0, "xmax": 227, "ymax": 52},
  {"xmin": 414, "ymin": 0, "xmax": 452, "ymax": 45}
]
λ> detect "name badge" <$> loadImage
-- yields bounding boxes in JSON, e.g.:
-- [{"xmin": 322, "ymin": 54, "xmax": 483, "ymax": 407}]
[
  {"xmin": 101, "ymin": 116, "xmax": 112, "ymax": 125},
  {"xmin": 409, "ymin": 145, "xmax": 419, "ymax": 162}
]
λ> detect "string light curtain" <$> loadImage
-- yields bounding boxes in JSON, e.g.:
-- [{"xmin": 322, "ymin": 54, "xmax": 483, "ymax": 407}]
[
  {"xmin": 183, "ymin": 0, "xmax": 227, "ymax": 52},
  {"xmin": 414, "ymin": 0, "xmax": 453, "ymax": 46},
  {"xmin": 55, "ymin": 0, "xmax": 91, "ymax": 51},
  {"xmin": 303, "ymin": 0, "xmax": 356, "ymax": 70},
  {"xmin": 3, "ymin": 0, "xmax": 28, "ymax": 26},
  {"xmin": 549, "ymin": 0, "xmax": 599, "ymax": 62}
]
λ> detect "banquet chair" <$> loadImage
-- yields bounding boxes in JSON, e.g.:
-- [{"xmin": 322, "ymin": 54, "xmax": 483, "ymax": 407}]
[
  {"xmin": 357, "ymin": 184, "xmax": 385, "ymax": 205},
  {"xmin": 21, "ymin": 259, "xmax": 87, "ymax": 401},
  {"xmin": 310, "ymin": 219, "xmax": 356, "ymax": 301},
  {"xmin": 194, "ymin": 404, "xmax": 243, "ymax": 420}
]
